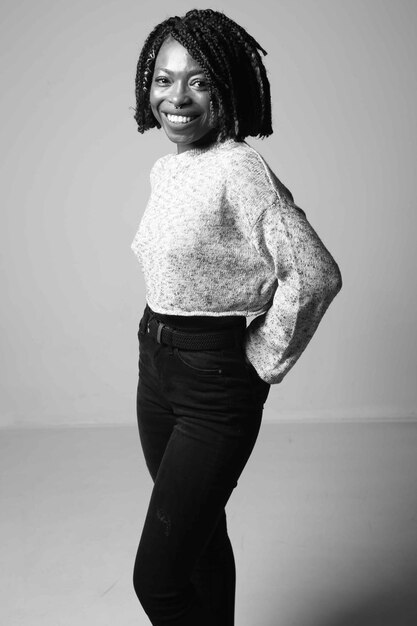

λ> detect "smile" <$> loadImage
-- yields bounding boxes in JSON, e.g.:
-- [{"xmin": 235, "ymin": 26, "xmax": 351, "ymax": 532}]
[{"xmin": 164, "ymin": 113, "xmax": 198, "ymax": 125}]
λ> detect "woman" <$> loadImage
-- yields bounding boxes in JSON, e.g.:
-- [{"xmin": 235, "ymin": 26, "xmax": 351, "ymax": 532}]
[{"xmin": 131, "ymin": 9, "xmax": 342, "ymax": 626}]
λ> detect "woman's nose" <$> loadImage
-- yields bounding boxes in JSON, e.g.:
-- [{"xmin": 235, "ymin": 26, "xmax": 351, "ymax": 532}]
[{"xmin": 169, "ymin": 83, "xmax": 192, "ymax": 107}]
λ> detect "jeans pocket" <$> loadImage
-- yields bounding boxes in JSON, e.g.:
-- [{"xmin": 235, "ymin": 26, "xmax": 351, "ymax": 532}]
[
  {"xmin": 173, "ymin": 347, "xmax": 224, "ymax": 376},
  {"xmin": 243, "ymin": 357, "xmax": 267, "ymax": 384},
  {"xmin": 244, "ymin": 358, "xmax": 260, "ymax": 380}
]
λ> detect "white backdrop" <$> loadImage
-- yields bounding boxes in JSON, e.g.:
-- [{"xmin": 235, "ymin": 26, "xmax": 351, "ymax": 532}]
[{"xmin": 1, "ymin": 0, "xmax": 416, "ymax": 427}]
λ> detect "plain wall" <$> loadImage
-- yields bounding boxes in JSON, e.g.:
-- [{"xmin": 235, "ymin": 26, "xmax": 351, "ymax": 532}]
[{"xmin": 1, "ymin": 0, "xmax": 416, "ymax": 427}]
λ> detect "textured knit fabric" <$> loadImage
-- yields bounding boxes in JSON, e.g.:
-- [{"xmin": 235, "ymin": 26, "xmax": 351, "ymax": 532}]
[{"xmin": 131, "ymin": 138, "xmax": 342, "ymax": 384}]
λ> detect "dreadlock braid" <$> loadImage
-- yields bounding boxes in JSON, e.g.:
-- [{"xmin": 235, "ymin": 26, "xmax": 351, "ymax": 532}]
[
  {"xmin": 133, "ymin": 9, "xmax": 273, "ymax": 140},
  {"xmin": 191, "ymin": 15, "xmax": 240, "ymax": 137},
  {"xmin": 208, "ymin": 11, "xmax": 271, "ymax": 138},
  {"xmin": 177, "ymin": 16, "xmax": 236, "ymax": 138}
]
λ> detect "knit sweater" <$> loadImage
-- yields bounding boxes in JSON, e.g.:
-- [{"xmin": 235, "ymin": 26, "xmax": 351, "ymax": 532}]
[{"xmin": 131, "ymin": 138, "xmax": 342, "ymax": 384}]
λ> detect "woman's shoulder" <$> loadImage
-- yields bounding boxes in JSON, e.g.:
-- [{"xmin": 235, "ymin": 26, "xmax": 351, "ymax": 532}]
[
  {"xmin": 222, "ymin": 141, "xmax": 294, "ymax": 204},
  {"xmin": 222, "ymin": 139, "xmax": 263, "ymax": 167},
  {"xmin": 223, "ymin": 141, "xmax": 276, "ymax": 182}
]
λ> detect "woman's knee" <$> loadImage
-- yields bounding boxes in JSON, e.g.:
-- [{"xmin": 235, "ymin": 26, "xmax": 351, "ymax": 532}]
[
  {"xmin": 133, "ymin": 550, "xmax": 174, "ymax": 610},
  {"xmin": 133, "ymin": 553, "xmax": 158, "ymax": 608},
  {"xmin": 133, "ymin": 559, "xmax": 199, "ymax": 623},
  {"xmin": 132, "ymin": 559, "xmax": 146, "ymax": 604}
]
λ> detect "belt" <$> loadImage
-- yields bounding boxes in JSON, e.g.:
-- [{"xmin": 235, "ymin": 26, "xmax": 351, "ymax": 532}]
[{"xmin": 140, "ymin": 312, "xmax": 245, "ymax": 351}]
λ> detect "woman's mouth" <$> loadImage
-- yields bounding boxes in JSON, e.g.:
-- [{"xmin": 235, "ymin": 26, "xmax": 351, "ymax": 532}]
[{"xmin": 164, "ymin": 113, "xmax": 199, "ymax": 125}]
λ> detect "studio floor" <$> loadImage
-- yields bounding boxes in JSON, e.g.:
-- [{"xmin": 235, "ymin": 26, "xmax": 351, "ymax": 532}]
[{"xmin": 1, "ymin": 420, "xmax": 417, "ymax": 626}]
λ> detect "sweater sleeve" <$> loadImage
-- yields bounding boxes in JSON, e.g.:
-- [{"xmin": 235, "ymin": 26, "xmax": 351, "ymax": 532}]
[{"xmin": 244, "ymin": 191, "xmax": 342, "ymax": 385}]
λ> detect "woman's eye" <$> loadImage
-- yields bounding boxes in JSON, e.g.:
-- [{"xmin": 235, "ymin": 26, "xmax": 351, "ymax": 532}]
[
  {"xmin": 192, "ymin": 79, "xmax": 207, "ymax": 89},
  {"xmin": 153, "ymin": 76, "xmax": 207, "ymax": 89}
]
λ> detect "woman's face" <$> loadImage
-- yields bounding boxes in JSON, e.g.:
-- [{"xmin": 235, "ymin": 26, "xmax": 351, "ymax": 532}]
[{"xmin": 150, "ymin": 37, "xmax": 217, "ymax": 153}]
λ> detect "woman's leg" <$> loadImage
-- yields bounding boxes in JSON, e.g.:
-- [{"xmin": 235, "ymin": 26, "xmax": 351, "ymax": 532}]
[
  {"xmin": 190, "ymin": 510, "xmax": 236, "ymax": 626},
  {"xmin": 134, "ymin": 335, "xmax": 236, "ymax": 624},
  {"xmin": 133, "ymin": 314, "xmax": 269, "ymax": 625}
]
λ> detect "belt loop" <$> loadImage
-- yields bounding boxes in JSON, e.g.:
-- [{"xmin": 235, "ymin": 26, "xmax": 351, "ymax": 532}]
[{"xmin": 156, "ymin": 322, "xmax": 164, "ymax": 344}]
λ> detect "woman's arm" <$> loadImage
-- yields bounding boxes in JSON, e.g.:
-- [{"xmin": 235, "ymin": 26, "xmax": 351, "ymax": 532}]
[{"xmin": 244, "ymin": 195, "xmax": 342, "ymax": 384}]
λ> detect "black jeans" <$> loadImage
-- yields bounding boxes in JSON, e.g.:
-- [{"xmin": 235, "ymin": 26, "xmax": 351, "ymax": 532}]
[{"xmin": 133, "ymin": 304, "xmax": 271, "ymax": 626}]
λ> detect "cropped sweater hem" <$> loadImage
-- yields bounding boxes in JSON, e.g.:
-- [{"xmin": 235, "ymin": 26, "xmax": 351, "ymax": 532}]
[{"xmin": 146, "ymin": 297, "xmax": 269, "ymax": 319}]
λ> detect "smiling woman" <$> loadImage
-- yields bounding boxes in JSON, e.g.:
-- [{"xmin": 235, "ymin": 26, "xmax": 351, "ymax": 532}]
[
  {"xmin": 149, "ymin": 36, "xmax": 216, "ymax": 153},
  {"xmin": 130, "ymin": 8, "xmax": 342, "ymax": 626},
  {"xmin": 133, "ymin": 9, "xmax": 273, "ymax": 145}
]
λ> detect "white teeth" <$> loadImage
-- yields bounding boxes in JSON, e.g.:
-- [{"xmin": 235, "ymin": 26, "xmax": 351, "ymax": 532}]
[{"xmin": 166, "ymin": 114, "xmax": 196, "ymax": 124}]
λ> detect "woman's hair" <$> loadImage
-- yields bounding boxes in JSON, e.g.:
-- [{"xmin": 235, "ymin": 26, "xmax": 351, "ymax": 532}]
[{"xmin": 134, "ymin": 9, "xmax": 273, "ymax": 141}]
